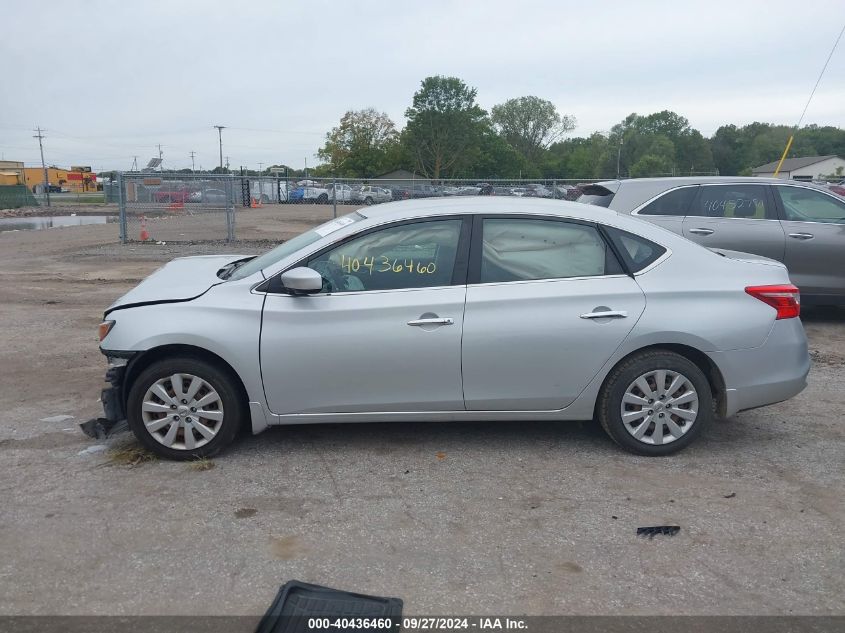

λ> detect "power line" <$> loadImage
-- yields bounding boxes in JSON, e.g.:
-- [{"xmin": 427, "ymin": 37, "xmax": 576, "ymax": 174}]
[{"xmin": 774, "ymin": 21, "xmax": 845, "ymax": 176}]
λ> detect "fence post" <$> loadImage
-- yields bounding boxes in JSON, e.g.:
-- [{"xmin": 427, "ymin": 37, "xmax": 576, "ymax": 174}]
[
  {"xmin": 118, "ymin": 172, "xmax": 127, "ymax": 243},
  {"xmin": 332, "ymin": 174, "xmax": 337, "ymax": 218}
]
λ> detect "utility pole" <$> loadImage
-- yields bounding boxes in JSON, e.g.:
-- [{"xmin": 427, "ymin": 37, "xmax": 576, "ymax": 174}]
[
  {"xmin": 224, "ymin": 156, "xmax": 230, "ymax": 170},
  {"xmin": 130, "ymin": 156, "xmax": 138, "ymax": 171},
  {"xmin": 190, "ymin": 151, "xmax": 196, "ymax": 172},
  {"xmin": 157, "ymin": 144, "xmax": 163, "ymax": 171},
  {"xmin": 258, "ymin": 162, "xmax": 263, "ymax": 175},
  {"xmin": 616, "ymin": 136, "xmax": 624, "ymax": 179},
  {"xmin": 213, "ymin": 125, "xmax": 225, "ymax": 170},
  {"xmin": 33, "ymin": 126, "xmax": 50, "ymax": 208}
]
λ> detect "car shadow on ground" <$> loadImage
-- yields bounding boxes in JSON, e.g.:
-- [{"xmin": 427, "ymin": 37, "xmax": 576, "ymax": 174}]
[{"xmin": 226, "ymin": 412, "xmax": 771, "ymax": 462}]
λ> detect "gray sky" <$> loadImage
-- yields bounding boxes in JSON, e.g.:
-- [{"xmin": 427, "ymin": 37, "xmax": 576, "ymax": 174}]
[{"xmin": 2, "ymin": 0, "xmax": 843, "ymax": 172}]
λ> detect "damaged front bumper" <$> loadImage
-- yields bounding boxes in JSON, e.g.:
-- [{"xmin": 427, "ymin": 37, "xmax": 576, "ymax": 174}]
[{"xmin": 79, "ymin": 355, "xmax": 132, "ymax": 440}]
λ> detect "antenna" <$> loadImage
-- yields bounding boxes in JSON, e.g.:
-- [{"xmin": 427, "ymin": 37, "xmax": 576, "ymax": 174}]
[{"xmin": 130, "ymin": 156, "xmax": 138, "ymax": 171}]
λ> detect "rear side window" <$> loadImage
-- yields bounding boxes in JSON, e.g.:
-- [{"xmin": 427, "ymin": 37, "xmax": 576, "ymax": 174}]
[
  {"xmin": 479, "ymin": 218, "xmax": 621, "ymax": 283},
  {"xmin": 604, "ymin": 227, "xmax": 667, "ymax": 273},
  {"xmin": 691, "ymin": 185, "xmax": 775, "ymax": 219},
  {"xmin": 638, "ymin": 186, "xmax": 698, "ymax": 216},
  {"xmin": 576, "ymin": 184, "xmax": 615, "ymax": 208}
]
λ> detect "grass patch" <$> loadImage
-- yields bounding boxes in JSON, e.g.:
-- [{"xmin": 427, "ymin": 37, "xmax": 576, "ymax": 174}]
[
  {"xmin": 108, "ymin": 442, "xmax": 157, "ymax": 467},
  {"xmin": 187, "ymin": 457, "xmax": 215, "ymax": 471}
]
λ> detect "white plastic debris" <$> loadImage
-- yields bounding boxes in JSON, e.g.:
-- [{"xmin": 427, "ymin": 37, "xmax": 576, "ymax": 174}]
[
  {"xmin": 78, "ymin": 445, "xmax": 108, "ymax": 456},
  {"xmin": 40, "ymin": 414, "xmax": 74, "ymax": 423}
]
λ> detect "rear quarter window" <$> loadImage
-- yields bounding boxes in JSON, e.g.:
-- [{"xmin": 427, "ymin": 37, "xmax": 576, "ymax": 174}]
[{"xmin": 604, "ymin": 226, "xmax": 667, "ymax": 273}]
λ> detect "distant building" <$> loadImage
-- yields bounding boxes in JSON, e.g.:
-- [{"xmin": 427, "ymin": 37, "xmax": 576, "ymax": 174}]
[
  {"xmin": 0, "ymin": 160, "xmax": 25, "ymax": 186},
  {"xmin": 371, "ymin": 169, "xmax": 431, "ymax": 188},
  {"xmin": 752, "ymin": 155, "xmax": 845, "ymax": 181},
  {"xmin": 24, "ymin": 166, "xmax": 98, "ymax": 192}
]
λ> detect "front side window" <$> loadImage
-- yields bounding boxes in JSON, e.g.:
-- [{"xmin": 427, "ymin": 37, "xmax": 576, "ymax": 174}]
[
  {"xmin": 775, "ymin": 186, "xmax": 845, "ymax": 223},
  {"xmin": 307, "ymin": 219, "xmax": 462, "ymax": 293},
  {"xmin": 691, "ymin": 185, "xmax": 774, "ymax": 219},
  {"xmin": 638, "ymin": 186, "xmax": 698, "ymax": 216},
  {"xmin": 479, "ymin": 218, "xmax": 617, "ymax": 283}
]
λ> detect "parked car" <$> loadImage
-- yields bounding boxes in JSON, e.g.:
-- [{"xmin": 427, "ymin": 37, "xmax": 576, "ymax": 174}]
[
  {"xmin": 91, "ymin": 197, "xmax": 809, "ymax": 460},
  {"xmin": 187, "ymin": 188, "xmax": 228, "ymax": 205},
  {"xmin": 325, "ymin": 183, "xmax": 354, "ymax": 203},
  {"xmin": 411, "ymin": 184, "xmax": 439, "ymax": 198},
  {"xmin": 288, "ymin": 181, "xmax": 330, "ymax": 204},
  {"xmin": 389, "ymin": 186, "xmax": 412, "ymax": 201},
  {"xmin": 577, "ymin": 177, "xmax": 845, "ymax": 305},
  {"xmin": 153, "ymin": 187, "xmax": 194, "ymax": 204},
  {"xmin": 524, "ymin": 183, "xmax": 554, "ymax": 198},
  {"xmin": 351, "ymin": 185, "xmax": 392, "ymax": 205}
]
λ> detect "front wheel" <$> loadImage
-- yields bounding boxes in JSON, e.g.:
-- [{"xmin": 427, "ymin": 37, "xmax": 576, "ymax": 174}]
[
  {"xmin": 126, "ymin": 356, "xmax": 245, "ymax": 460},
  {"xmin": 597, "ymin": 350, "xmax": 712, "ymax": 456},
  {"xmin": 316, "ymin": 194, "xmax": 328, "ymax": 204}
]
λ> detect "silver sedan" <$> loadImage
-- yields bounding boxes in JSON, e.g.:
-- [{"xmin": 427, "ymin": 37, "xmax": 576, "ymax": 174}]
[{"xmin": 93, "ymin": 197, "xmax": 810, "ymax": 459}]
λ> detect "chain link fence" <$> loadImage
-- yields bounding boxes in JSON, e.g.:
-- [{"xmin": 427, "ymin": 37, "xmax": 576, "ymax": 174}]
[{"xmin": 117, "ymin": 172, "xmax": 600, "ymax": 243}]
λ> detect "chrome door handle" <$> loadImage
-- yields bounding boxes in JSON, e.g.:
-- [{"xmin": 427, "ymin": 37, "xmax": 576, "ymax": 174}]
[
  {"xmin": 689, "ymin": 228, "xmax": 714, "ymax": 236},
  {"xmin": 407, "ymin": 317, "xmax": 454, "ymax": 326},
  {"xmin": 788, "ymin": 232, "xmax": 814, "ymax": 240},
  {"xmin": 580, "ymin": 310, "xmax": 628, "ymax": 319}
]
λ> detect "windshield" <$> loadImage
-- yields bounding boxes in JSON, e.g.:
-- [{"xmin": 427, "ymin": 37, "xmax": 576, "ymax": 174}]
[{"xmin": 228, "ymin": 212, "xmax": 365, "ymax": 280}]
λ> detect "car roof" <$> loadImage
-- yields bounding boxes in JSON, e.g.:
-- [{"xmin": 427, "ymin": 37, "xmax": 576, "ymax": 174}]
[{"xmin": 356, "ymin": 195, "xmax": 624, "ymax": 225}]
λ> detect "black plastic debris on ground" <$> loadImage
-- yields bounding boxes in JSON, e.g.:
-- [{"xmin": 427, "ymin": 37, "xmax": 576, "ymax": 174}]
[
  {"xmin": 637, "ymin": 525, "xmax": 681, "ymax": 539},
  {"xmin": 255, "ymin": 581, "xmax": 403, "ymax": 633}
]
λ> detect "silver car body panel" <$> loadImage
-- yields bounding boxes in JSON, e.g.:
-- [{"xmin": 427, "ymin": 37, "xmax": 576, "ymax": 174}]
[{"xmin": 101, "ymin": 197, "xmax": 810, "ymax": 434}]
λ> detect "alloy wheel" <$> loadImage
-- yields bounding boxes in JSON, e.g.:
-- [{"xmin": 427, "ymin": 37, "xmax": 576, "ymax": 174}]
[
  {"xmin": 620, "ymin": 369, "xmax": 699, "ymax": 445},
  {"xmin": 141, "ymin": 373, "xmax": 224, "ymax": 450}
]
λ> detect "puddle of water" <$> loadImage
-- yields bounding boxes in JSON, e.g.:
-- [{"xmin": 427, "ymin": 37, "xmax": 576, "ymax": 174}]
[{"xmin": 0, "ymin": 215, "xmax": 117, "ymax": 232}]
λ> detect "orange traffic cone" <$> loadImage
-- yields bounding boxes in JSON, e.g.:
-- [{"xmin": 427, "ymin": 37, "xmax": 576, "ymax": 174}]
[
  {"xmin": 250, "ymin": 197, "xmax": 259, "ymax": 208},
  {"xmin": 139, "ymin": 214, "xmax": 149, "ymax": 241}
]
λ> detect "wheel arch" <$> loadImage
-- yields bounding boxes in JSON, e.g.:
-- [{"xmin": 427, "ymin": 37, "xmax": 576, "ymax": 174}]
[
  {"xmin": 595, "ymin": 343, "xmax": 727, "ymax": 418},
  {"xmin": 123, "ymin": 344, "xmax": 250, "ymax": 415}
]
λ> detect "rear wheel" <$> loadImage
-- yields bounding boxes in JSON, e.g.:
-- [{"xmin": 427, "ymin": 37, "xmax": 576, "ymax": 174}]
[
  {"xmin": 127, "ymin": 356, "xmax": 245, "ymax": 460},
  {"xmin": 316, "ymin": 194, "xmax": 328, "ymax": 204},
  {"xmin": 364, "ymin": 197, "xmax": 374, "ymax": 205},
  {"xmin": 597, "ymin": 350, "xmax": 712, "ymax": 455}
]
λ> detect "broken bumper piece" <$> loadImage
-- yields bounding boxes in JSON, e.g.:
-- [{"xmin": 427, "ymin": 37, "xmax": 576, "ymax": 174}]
[{"xmin": 80, "ymin": 361, "xmax": 130, "ymax": 440}]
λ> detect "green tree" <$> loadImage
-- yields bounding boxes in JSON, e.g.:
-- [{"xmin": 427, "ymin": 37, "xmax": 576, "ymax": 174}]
[
  {"xmin": 490, "ymin": 96, "xmax": 576, "ymax": 167},
  {"xmin": 403, "ymin": 76, "xmax": 487, "ymax": 179},
  {"xmin": 317, "ymin": 108, "xmax": 399, "ymax": 177}
]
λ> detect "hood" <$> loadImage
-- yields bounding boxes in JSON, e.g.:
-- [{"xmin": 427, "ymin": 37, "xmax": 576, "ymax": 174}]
[{"xmin": 105, "ymin": 254, "xmax": 248, "ymax": 315}]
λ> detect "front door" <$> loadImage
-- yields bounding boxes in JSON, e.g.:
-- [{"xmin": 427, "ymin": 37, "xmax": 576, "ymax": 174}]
[
  {"xmin": 773, "ymin": 184, "xmax": 845, "ymax": 300},
  {"xmin": 682, "ymin": 183, "xmax": 785, "ymax": 262},
  {"xmin": 461, "ymin": 216, "xmax": 646, "ymax": 411},
  {"xmin": 260, "ymin": 217, "xmax": 470, "ymax": 414}
]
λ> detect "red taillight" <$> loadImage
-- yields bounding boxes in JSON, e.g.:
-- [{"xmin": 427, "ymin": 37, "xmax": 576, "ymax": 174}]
[{"xmin": 745, "ymin": 285, "xmax": 800, "ymax": 319}]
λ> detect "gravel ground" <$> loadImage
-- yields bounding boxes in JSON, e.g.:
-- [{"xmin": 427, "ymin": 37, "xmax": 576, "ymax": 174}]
[{"xmin": 0, "ymin": 206, "xmax": 842, "ymax": 617}]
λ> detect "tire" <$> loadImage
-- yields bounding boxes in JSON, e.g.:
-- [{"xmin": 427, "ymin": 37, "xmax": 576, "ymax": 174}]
[
  {"xmin": 364, "ymin": 197, "xmax": 374, "ymax": 206},
  {"xmin": 317, "ymin": 194, "xmax": 328, "ymax": 204},
  {"xmin": 597, "ymin": 350, "xmax": 712, "ymax": 456},
  {"xmin": 126, "ymin": 356, "xmax": 245, "ymax": 460}
]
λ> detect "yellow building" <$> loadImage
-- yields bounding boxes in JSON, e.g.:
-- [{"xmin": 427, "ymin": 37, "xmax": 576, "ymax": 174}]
[
  {"xmin": 0, "ymin": 160, "xmax": 25, "ymax": 186},
  {"xmin": 24, "ymin": 166, "xmax": 97, "ymax": 193}
]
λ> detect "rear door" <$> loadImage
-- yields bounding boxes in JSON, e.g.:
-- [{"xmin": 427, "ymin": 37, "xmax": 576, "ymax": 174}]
[
  {"xmin": 682, "ymin": 184, "xmax": 785, "ymax": 262},
  {"xmin": 773, "ymin": 183, "xmax": 845, "ymax": 299},
  {"xmin": 631, "ymin": 185, "xmax": 698, "ymax": 235},
  {"xmin": 461, "ymin": 215, "xmax": 646, "ymax": 411}
]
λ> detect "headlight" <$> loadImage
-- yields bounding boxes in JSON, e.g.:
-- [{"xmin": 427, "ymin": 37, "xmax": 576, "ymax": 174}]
[{"xmin": 98, "ymin": 320, "xmax": 115, "ymax": 341}]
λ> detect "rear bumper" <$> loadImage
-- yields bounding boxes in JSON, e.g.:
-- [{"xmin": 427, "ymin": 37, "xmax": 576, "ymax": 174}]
[{"xmin": 707, "ymin": 318, "xmax": 810, "ymax": 418}]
